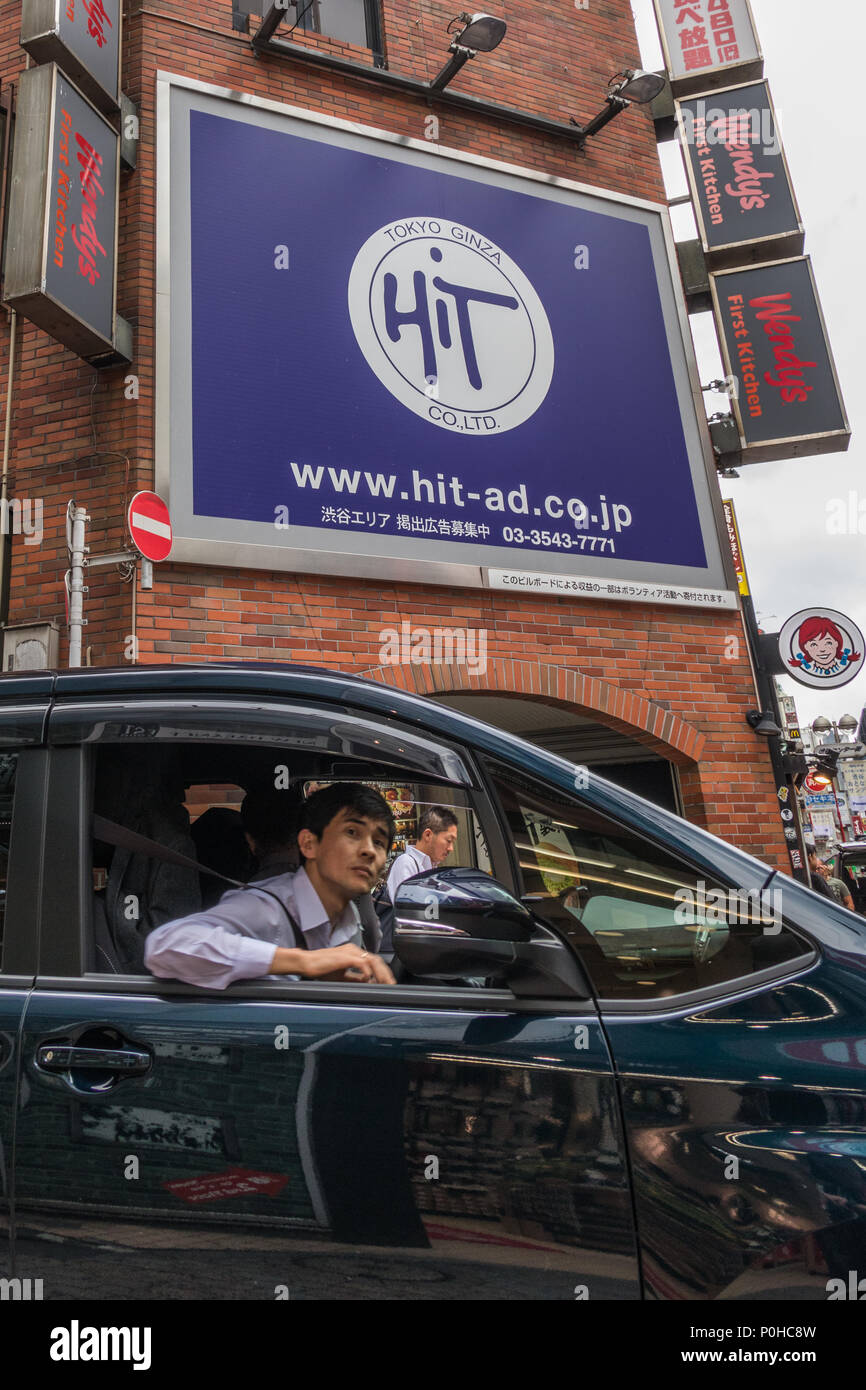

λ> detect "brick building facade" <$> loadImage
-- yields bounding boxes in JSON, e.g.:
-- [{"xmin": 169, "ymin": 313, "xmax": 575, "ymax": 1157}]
[{"xmin": 0, "ymin": 0, "xmax": 788, "ymax": 869}]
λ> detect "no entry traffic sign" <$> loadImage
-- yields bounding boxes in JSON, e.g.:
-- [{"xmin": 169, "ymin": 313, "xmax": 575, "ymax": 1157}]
[{"xmin": 128, "ymin": 491, "xmax": 172, "ymax": 562}]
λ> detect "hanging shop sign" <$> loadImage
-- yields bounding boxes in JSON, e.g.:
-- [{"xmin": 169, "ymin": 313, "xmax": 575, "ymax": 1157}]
[
  {"xmin": 156, "ymin": 73, "xmax": 736, "ymax": 608},
  {"xmin": 20, "ymin": 0, "xmax": 121, "ymax": 113},
  {"xmin": 4, "ymin": 63, "xmax": 119, "ymax": 359},
  {"xmin": 652, "ymin": 0, "xmax": 762, "ymax": 95},
  {"xmin": 711, "ymin": 257, "xmax": 850, "ymax": 463},
  {"xmin": 676, "ymin": 81, "xmax": 803, "ymax": 267},
  {"xmin": 778, "ymin": 608, "xmax": 865, "ymax": 691}
]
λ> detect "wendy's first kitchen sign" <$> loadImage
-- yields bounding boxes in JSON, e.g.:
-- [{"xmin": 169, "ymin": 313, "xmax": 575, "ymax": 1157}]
[
  {"xmin": 711, "ymin": 257, "xmax": 850, "ymax": 463},
  {"xmin": 5, "ymin": 63, "xmax": 119, "ymax": 359},
  {"xmin": 21, "ymin": 0, "xmax": 121, "ymax": 112},
  {"xmin": 677, "ymin": 81, "xmax": 803, "ymax": 266}
]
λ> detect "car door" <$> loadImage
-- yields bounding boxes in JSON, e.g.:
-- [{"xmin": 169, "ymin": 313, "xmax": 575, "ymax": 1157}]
[
  {"xmin": 0, "ymin": 678, "xmax": 51, "ymax": 1292},
  {"xmin": 484, "ymin": 752, "xmax": 866, "ymax": 1300},
  {"xmin": 11, "ymin": 694, "xmax": 641, "ymax": 1300}
]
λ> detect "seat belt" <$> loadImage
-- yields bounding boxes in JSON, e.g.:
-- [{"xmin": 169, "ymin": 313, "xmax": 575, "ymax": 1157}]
[
  {"xmin": 93, "ymin": 815, "xmax": 381, "ymax": 952},
  {"xmin": 93, "ymin": 814, "xmax": 310, "ymax": 950}
]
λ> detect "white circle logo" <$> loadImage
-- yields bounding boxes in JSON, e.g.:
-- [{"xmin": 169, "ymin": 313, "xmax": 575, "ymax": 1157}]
[
  {"xmin": 779, "ymin": 607, "xmax": 866, "ymax": 689},
  {"xmin": 348, "ymin": 217, "xmax": 554, "ymax": 434}
]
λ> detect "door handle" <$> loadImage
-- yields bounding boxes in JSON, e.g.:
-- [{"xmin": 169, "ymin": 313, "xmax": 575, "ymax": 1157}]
[{"xmin": 36, "ymin": 1045, "xmax": 151, "ymax": 1075}]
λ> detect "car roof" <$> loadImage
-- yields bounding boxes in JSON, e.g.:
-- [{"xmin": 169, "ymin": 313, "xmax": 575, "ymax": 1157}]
[{"xmin": 6, "ymin": 661, "xmax": 777, "ymax": 891}]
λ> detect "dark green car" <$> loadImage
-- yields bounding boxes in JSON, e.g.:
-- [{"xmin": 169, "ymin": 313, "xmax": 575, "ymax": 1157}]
[{"xmin": 1, "ymin": 663, "xmax": 864, "ymax": 1299}]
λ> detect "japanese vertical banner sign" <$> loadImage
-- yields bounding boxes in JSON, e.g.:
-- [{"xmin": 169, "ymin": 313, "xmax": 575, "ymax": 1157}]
[
  {"xmin": 721, "ymin": 499, "xmax": 749, "ymax": 596},
  {"xmin": 653, "ymin": 0, "xmax": 762, "ymax": 92}
]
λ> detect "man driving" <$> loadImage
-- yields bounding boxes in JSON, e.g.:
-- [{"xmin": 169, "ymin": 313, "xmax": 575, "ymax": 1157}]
[{"xmin": 145, "ymin": 783, "xmax": 396, "ymax": 988}]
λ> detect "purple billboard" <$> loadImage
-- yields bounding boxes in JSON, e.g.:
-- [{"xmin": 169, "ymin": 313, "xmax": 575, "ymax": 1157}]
[{"xmin": 156, "ymin": 75, "xmax": 734, "ymax": 604}]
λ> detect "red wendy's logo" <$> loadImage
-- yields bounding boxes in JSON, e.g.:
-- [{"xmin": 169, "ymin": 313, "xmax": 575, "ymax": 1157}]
[
  {"xmin": 80, "ymin": 0, "xmax": 113, "ymax": 49},
  {"xmin": 723, "ymin": 138, "xmax": 774, "ymax": 212},
  {"xmin": 71, "ymin": 133, "xmax": 107, "ymax": 287},
  {"xmin": 779, "ymin": 608, "xmax": 866, "ymax": 690},
  {"xmin": 750, "ymin": 292, "xmax": 816, "ymax": 405}
]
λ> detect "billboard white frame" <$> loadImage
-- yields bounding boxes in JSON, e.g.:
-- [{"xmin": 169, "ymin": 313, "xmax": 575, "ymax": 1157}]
[{"xmin": 155, "ymin": 71, "xmax": 737, "ymax": 605}]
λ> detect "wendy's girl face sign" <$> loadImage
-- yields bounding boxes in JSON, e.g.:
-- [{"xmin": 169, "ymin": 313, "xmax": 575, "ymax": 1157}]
[{"xmin": 780, "ymin": 608, "xmax": 865, "ymax": 689}]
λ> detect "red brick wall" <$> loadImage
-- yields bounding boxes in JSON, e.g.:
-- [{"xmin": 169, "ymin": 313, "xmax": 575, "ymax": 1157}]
[{"xmin": 0, "ymin": 1, "xmax": 788, "ymax": 871}]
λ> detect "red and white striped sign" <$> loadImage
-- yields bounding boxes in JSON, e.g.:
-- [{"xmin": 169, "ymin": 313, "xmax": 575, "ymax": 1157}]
[{"xmin": 128, "ymin": 491, "xmax": 172, "ymax": 562}]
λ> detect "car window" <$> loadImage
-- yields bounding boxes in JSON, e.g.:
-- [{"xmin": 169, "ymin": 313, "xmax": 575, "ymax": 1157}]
[
  {"xmin": 485, "ymin": 758, "xmax": 810, "ymax": 1001},
  {"xmin": 835, "ymin": 850, "xmax": 866, "ymax": 912},
  {"xmin": 0, "ymin": 752, "xmax": 16, "ymax": 966},
  {"xmin": 88, "ymin": 736, "xmax": 484, "ymax": 980}
]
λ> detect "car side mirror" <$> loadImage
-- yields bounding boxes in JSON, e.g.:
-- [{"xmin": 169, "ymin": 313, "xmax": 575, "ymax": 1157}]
[{"xmin": 393, "ymin": 867, "xmax": 590, "ymax": 998}]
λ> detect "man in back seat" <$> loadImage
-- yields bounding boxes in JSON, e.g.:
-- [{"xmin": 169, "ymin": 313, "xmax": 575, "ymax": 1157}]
[
  {"xmin": 241, "ymin": 786, "xmax": 301, "ymax": 881},
  {"xmin": 145, "ymin": 782, "xmax": 396, "ymax": 989},
  {"xmin": 94, "ymin": 747, "xmax": 201, "ymax": 973}
]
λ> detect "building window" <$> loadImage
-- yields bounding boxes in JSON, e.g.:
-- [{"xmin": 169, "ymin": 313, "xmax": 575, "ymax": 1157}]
[{"xmin": 287, "ymin": 0, "xmax": 381, "ymax": 53}]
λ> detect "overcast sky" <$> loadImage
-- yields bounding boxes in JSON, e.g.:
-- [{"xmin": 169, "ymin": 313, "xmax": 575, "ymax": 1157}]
[{"xmin": 631, "ymin": 0, "xmax": 865, "ymax": 733}]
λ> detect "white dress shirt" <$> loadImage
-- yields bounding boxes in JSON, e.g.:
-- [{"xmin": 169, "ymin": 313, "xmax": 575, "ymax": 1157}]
[
  {"xmin": 144, "ymin": 865, "xmax": 361, "ymax": 990},
  {"xmin": 386, "ymin": 843, "xmax": 433, "ymax": 903}
]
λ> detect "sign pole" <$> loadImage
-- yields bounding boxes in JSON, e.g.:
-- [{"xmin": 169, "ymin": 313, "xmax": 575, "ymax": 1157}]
[
  {"xmin": 723, "ymin": 500, "xmax": 809, "ymax": 884},
  {"xmin": 742, "ymin": 591, "xmax": 810, "ymax": 884},
  {"xmin": 66, "ymin": 500, "xmax": 90, "ymax": 668}
]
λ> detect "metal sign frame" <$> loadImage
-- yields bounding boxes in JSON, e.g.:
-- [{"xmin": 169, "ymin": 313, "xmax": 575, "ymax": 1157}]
[
  {"xmin": 675, "ymin": 79, "xmax": 804, "ymax": 267},
  {"xmin": 4, "ymin": 63, "xmax": 120, "ymax": 359},
  {"xmin": 710, "ymin": 256, "xmax": 851, "ymax": 464},
  {"xmin": 653, "ymin": 0, "xmax": 763, "ymax": 95},
  {"xmin": 155, "ymin": 71, "xmax": 739, "ymax": 605},
  {"xmin": 20, "ymin": 0, "xmax": 122, "ymax": 113}
]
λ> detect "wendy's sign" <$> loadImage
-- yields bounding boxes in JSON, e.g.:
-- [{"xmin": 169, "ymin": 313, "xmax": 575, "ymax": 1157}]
[
  {"xmin": 677, "ymin": 82, "xmax": 803, "ymax": 265},
  {"xmin": 778, "ymin": 609, "xmax": 865, "ymax": 691},
  {"xmin": 5, "ymin": 64, "xmax": 118, "ymax": 359},
  {"xmin": 653, "ymin": 0, "xmax": 762, "ymax": 94},
  {"xmin": 21, "ymin": 0, "xmax": 121, "ymax": 112},
  {"xmin": 711, "ymin": 258, "xmax": 850, "ymax": 463}
]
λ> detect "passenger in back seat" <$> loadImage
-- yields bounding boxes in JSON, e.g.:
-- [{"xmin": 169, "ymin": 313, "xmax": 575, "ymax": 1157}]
[
  {"xmin": 94, "ymin": 748, "xmax": 202, "ymax": 973},
  {"xmin": 241, "ymin": 787, "xmax": 302, "ymax": 881}
]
